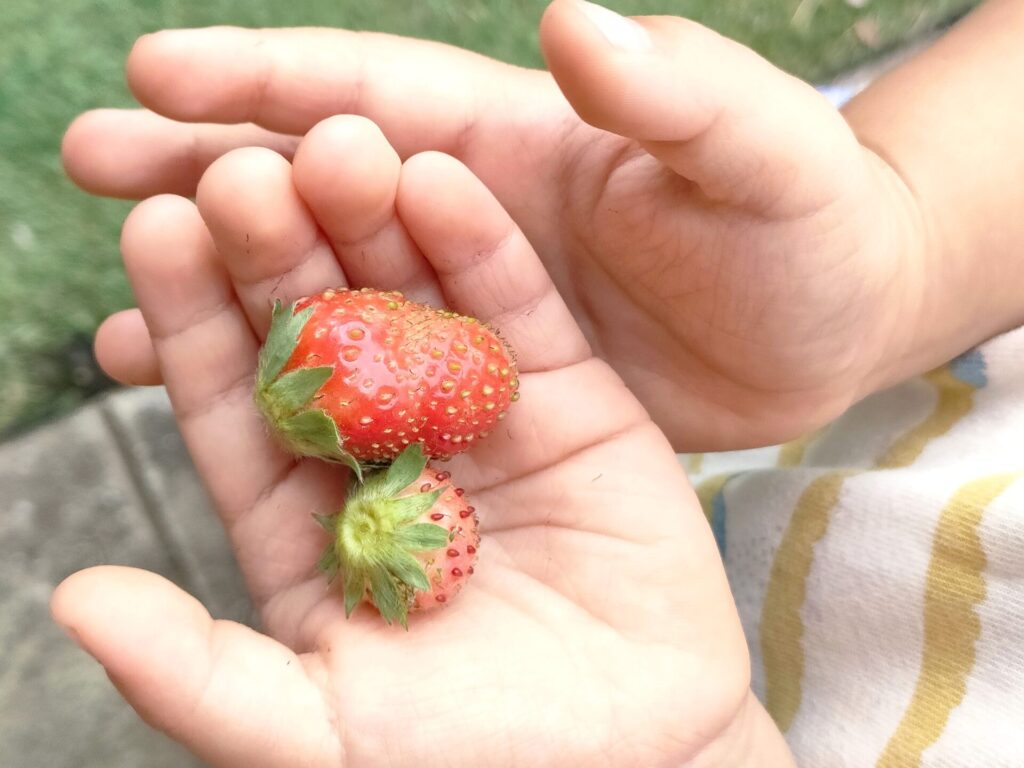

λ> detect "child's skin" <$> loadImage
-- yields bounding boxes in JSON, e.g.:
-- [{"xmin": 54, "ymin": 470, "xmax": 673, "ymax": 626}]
[{"xmin": 52, "ymin": 0, "xmax": 1024, "ymax": 765}]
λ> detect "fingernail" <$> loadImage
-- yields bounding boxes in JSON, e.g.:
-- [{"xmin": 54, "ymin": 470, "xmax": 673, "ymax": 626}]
[{"xmin": 577, "ymin": 1, "xmax": 651, "ymax": 52}]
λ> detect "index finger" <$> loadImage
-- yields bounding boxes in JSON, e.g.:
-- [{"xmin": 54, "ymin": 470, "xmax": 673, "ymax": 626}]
[{"xmin": 126, "ymin": 26, "xmax": 548, "ymax": 159}]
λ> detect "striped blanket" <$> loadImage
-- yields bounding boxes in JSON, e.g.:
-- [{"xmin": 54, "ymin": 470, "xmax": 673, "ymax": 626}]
[{"xmin": 684, "ymin": 324, "xmax": 1024, "ymax": 767}]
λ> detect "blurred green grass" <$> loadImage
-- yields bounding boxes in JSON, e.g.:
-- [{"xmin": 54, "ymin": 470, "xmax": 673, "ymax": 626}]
[{"xmin": 0, "ymin": 0, "xmax": 978, "ymax": 434}]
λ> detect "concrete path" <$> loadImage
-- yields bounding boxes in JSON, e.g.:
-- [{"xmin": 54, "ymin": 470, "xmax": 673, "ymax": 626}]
[{"xmin": 0, "ymin": 387, "xmax": 251, "ymax": 768}]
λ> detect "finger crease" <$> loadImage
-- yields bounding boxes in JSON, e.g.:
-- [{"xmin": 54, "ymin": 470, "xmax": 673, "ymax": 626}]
[
  {"xmin": 433, "ymin": 224, "xmax": 517, "ymax": 279},
  {"xmin": 151, "ymin": 297, "xmax": 237, "ymax": 345},
  {"xmin": 337, "ymin": 36, "xmax": 369, "ymax": 118},
  {"xmin": 248, "ymin": 34, "xmax": 278, "ymax": 126},
  {"xmin": 176, "ymin": 366, "xmax": 255, "ymax": 425},
  {"xmin": 449, "ymin": 104, "xmax": 480, "ymax": 161},
  {"xmin": 326, "ymin": 216, "xmax": 399, "ymax": 253},
  {"xmin": 242, "ymin": 457, "xmax": 303, "ymax": 527},
  {"xmin": 242, "ymin": 233, "xmax": 328, "ymax": 297},
  {"xmin": 484, "ymin": 280, "xmax": 551, "ymax": 333}
]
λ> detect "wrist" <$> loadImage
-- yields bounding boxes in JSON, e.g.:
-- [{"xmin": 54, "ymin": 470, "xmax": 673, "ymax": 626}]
[
  {"xmin": 846, "ymin": 145, "xmax": 939, "ymax": 399},
  {"xmin": 684, "ymin": 690, "xmax": 795, "ymax": 768},
  {"xmin": 842, "ymin": 0, "xmax": 1024, "ymax": 396}
]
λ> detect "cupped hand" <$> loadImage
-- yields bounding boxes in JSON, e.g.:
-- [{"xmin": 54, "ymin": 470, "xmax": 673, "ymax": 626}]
[
  {"xmin": 74, "ymin": 0, "xmax": 926, "ymax": 453},
  {"xmin": 53, "ymin": 119, "xmax": 792, "ymax": 767}
]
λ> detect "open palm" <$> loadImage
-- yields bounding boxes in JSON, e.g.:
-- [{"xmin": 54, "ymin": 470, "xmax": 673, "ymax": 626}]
[
  {"xmin": 53, "ymin": 119, "xmax": 768, "ymax": 767},
  {"xmin": 72, "ymin": 0, "xmax": 923, "ymax": 452}
]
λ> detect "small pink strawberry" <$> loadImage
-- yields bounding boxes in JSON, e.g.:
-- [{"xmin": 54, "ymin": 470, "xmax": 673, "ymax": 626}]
[{"xmin": 316, "ymin": 444, "xmax": 480, "ymax": 626}]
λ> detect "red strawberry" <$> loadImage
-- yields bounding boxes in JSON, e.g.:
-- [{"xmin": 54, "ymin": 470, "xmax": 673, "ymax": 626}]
[
  {"xmin": 254, "ymin": 287, "xmax": 518, "ymax": 472},
  {"xmin": 316, "ymin": 444, "xmax": 480, "ymax": 626}
]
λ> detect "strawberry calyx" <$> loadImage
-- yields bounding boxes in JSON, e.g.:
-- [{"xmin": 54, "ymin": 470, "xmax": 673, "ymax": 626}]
[
  {"xmin": 254, "ymin": 299, "xmax": 363, "ymax": 481},
  {"xmin": 315, "ymin": 444, "xmax": 450, "ymax": 628}
]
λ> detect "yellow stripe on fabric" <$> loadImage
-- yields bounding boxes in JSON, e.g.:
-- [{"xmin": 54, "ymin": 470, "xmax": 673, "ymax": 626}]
[
  {"xmin": 760, "ymin": 364, "xmax": 979, "ymax": 732},
  {"xmin": 877, "ymin": 473, "xmax": 1021, "ymax": 768},
  {"xmin": 686, "ymin": 453, "xmax": 705, "ymax": 474},
  {"xmin": 878, "ymin": 368, "xmax": 974, "ymax": 467},
  {"xmin": 777, "ymin": 428, "xmax": 822, "ymax": 467},
  {"xmin": 761, "ymin": 470, "xmax": 859, "ymax": 729},
  {"xmin": 696, "ymin": 473, "xmax": 731, "ymax": 523}
]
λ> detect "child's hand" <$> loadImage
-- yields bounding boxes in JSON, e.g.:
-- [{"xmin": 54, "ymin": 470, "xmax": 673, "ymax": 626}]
[
  {"xmin": 71, "ymin": 1, "xmax": 926, "ymax": 453},
  {"xmin": 52, "ymin": 119, "xmax": 793, "ymax": 767}
]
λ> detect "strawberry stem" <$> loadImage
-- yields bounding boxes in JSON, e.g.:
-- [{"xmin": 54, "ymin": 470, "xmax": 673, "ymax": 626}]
[
  {"xmin": 322, "ymin": 444, "xmax": 449, "ymax": 627},
  {"xmin": 254, "ymin": 299, "xmax": 363, "ymax": 480}
]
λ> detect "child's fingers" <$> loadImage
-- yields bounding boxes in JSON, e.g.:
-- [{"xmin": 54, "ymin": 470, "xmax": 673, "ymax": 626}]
[
  {"xmin": 292, "ymin": 116, "xmax": 445, "ymax": 307},
  {"xmin": 126, "ymin": 26, "xmax": 536, "ymax": 158},
  {"xmin": 51, "ymin": 567, "xmax": 340, "ymax": 768},
  {"xmin": 396, "ymin": 152, "xmax": 591, "ymax": 373},
  {"xmin": 540, "ymin": 0, "xmax": 856, "ymax": 216},
  {"xmin": 94, "ymin": 309, "xmax": 162, "ymax": 386},
  {"xmin": 121, "ymin": 196, "xmax": 260, "ymax": 439},
  {"xmin": 62, "ymin": 109, "xmax": 298, "ymax": 199},
  {"xmin": 121, "ymin": 196, "xmax": 341, "ymax": 603},
  {"xmin": 194, "ymin": 147, "xmax": 347, "ymax": 338}
]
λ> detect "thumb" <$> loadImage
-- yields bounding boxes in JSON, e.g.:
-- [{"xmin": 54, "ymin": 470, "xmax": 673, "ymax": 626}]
[
  {"xmin": 51, "ymin": 567, "xmax": 340, "ymax": 768},
  {"xmin": 540, "ymin": 0, "xmax": 861, "ymax": 216}
]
